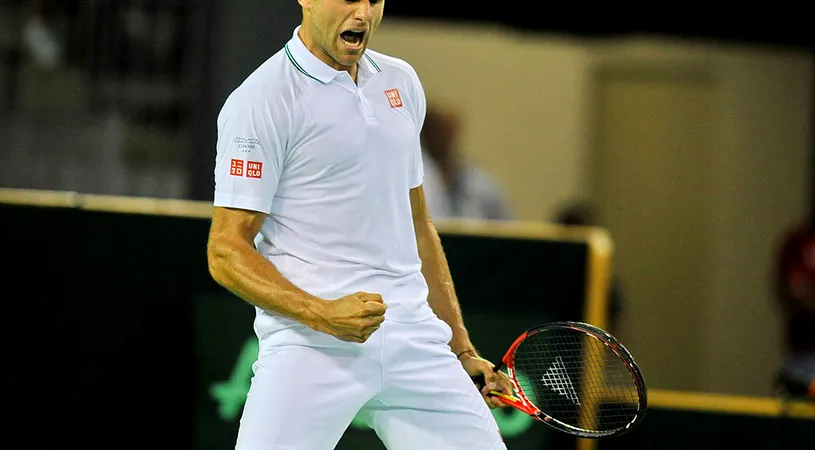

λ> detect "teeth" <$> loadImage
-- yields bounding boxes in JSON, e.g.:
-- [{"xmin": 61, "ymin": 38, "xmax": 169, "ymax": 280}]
[{"xmin": 341, "ymin": 32, "xmax": 362, "ymax": 45}]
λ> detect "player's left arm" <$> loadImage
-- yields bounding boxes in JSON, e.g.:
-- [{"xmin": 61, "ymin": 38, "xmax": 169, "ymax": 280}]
[
  {"xmin": 410, "ymin": 185, "xmax": 472, "ymax": 355},
  {"xmin": 410, "ymin": 186, "xmax": 511, "ymax": 407}
]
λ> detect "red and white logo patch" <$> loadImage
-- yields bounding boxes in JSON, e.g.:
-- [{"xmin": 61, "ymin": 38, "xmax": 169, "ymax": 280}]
[
  {"xmin": 229, "ymin": 159, "xmax": 244, "ymax": 177},
  {"xmin": 229, "ymin": 159, "xmax": 263, "ymax": 179},
  {"xmin": 246, "ymin": 161, "xmax": 263, "ymax": 179},
  {"xmin": 384, "ymin": 88, "xmax": 402, "ymax": 108}
]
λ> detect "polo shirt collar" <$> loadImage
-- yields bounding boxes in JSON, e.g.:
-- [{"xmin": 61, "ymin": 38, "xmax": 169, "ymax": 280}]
[{"xmin": 285, "ymin": 26, "xmax": 381, "ymax": 84}]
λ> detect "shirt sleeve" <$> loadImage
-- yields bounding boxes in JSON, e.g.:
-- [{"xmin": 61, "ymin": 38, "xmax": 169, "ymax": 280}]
[
  {"xmin": 408, "ymin": 70, "xmax": 427, "ymax": 189},
  {"xmin": 213, "ymin": 87, "xmax": 287, "ymax": 213}
]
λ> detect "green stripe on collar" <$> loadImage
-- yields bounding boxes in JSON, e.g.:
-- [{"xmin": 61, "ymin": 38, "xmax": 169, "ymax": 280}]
[{"xmin": 285, "ymin": 44, "xmax": 323, "ymax": 83}]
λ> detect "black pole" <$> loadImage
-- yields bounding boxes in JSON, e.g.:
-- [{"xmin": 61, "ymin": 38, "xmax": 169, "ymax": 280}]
[{"xmin": 188, "ymin": 0, "xmax": 300, "ymax": 201}]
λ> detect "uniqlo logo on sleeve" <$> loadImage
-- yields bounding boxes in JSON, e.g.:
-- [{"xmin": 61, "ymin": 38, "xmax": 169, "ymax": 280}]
[
  {"xmin": 229, "ymin": 159, "xmax": 244, "ymax": 176},
  {"xmin": 384, "ymin": 89, "xmax": 402, "ymax": 108},
  {"xmin": 246, "ymin": 161, "xmax": 263, "ymax": 179}
]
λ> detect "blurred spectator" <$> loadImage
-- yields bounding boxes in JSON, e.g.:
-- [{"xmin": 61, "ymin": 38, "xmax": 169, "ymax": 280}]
[
  {"xmin": 553, "ymin": 202, "xmax": 624, "ymax": 333},
  {"xmin": 420, "ymin": 103, "xmax": 513, "ymax": 221},
  {"xmin": 22, "ymin": 0, "xmax": 63, "ymax": 68},
  {"xmin": 773, "ymin": 217, "xmax": 815, "ymax": 400}
]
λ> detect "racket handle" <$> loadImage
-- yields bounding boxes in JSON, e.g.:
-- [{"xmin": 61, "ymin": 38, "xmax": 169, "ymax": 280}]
[
  {"xmin": 472, "ymin": 366, "xmax": 524, "ymax": 408},
  {"xmin": 472, "ymin": 376, "xmax": 522, "ymax": 405},
  {"xmin": 489, "ymin": 390, "xmax": 521, "ymax": 403}
]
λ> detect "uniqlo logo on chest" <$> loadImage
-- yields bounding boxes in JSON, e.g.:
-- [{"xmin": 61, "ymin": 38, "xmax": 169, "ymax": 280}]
[
  {"xmin": 385, "ymin": 88, "xmax": 402, "ymax": 108},
  {"xmin": 246, "ymin": 161, "xmax": 263, "ymax": 179},
  {"xmin": 229, "ymin": 159, "xmax": 244, "ymax": 176}
]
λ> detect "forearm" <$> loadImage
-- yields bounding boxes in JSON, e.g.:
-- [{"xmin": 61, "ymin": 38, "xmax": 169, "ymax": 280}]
[
  {"xmin": 208, "ymin": 236, "xmax": 328, "ymax": 330},
  {"xmin": 415, "ymin": 218, "xmax": 476, "ymax": 355}
]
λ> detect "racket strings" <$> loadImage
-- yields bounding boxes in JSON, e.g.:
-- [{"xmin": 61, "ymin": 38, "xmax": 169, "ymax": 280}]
[{"xmin": 513, "ymin": 329, "xmax": 641, "ymax": 433}]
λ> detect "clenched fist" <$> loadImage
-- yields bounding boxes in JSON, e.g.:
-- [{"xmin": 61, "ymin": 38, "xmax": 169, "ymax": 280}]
[{"xmin": 315, "ymin": 292, "xmax": 387, "ymax": 343}]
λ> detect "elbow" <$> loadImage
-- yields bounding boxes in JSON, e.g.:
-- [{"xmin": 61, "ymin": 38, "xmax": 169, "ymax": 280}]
[{"xmin": 207, "ymin": 239, "xmax": 231, "ymax": 287}]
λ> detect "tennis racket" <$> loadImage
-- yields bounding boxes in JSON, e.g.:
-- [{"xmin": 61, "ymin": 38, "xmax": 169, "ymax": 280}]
[{"xmin": 472, "ymin": 321, "xmax": 647, "ymax": 439}]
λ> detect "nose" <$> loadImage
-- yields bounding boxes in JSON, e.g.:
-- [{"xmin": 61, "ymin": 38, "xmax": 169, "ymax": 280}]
[{"xmin": 354, "ymin": 0, "xmax": 372, "ymax": 21}]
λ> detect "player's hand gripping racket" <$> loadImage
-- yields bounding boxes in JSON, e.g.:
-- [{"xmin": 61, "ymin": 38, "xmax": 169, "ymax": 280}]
[{"xmin": 472, "ymin": 321, "xmax": 647, "ymax": 438}]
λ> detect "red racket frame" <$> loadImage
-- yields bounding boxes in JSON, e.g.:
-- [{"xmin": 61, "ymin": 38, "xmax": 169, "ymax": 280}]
[{"xmin": 474, "ymin": 321, "xmax": 648, "ymax": 438}]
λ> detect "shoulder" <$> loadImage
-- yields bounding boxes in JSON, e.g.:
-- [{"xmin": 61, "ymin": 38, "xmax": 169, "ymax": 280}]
[
  {"xmin": 218, "ymin": 50, "xmax": 298, "ymax": 125},
  {"xmin": 365, "ymin": 49, "xmax": 423, "ymax": 90},
  {"xmin": 221, "ymin": 48, "xmax": 299, "ymax": 109}
]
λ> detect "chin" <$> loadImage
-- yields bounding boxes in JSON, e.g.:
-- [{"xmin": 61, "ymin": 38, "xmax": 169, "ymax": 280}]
[{"xmin": 337, "ymin": 54, "xmax": 363, "ymax": 68}]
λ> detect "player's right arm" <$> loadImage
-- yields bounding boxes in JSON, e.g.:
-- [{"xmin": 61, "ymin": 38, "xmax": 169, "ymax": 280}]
[
  {"xmin": 207, "ymin": 86, "xmax": 384, "ymax": 343},
  {"xmin": 207, "ymin": 206, "xmax": 324, "ymax": 329},
  {"xmin": 206, "ymin": 207, "xmax": 385, "ymax": 343}
]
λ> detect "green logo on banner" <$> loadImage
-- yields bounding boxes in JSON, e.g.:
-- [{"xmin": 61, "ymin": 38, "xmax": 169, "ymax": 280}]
[{"xmin": 210, "ymin": 338, "xmax": 259, "ymax": 421}]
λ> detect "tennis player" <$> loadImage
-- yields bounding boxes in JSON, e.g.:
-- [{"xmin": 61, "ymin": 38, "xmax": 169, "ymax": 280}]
[{"xmin": 206, "ymin": 1, "xmax": 513, "ymax": 448}]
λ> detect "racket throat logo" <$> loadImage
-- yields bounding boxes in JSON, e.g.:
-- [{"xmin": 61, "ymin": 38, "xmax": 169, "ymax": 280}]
[{"xmin": 542, "ymin": 356, "xmax": 581, "ymax": 405}]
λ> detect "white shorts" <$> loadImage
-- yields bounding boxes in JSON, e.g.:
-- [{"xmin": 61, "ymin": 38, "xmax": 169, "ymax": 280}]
[{"xmin": 235, "ymin": 316, "xmax": 507, "ymax": 450}]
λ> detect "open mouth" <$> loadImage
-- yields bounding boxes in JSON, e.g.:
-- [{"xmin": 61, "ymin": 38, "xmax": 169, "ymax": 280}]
[{"xmin": 340, "ymin": 30, "xmax": 366, "ymax": 48}]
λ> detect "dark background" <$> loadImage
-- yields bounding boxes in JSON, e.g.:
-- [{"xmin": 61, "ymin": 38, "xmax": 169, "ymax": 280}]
[{"xmin": 385, "ymin": 6, "xmax": 813, "ymax": 51}]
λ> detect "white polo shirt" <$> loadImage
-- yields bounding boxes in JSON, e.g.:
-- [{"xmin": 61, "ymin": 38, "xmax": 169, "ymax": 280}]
[{"xmin": 213, "ymin": 27, "xmax": 434, "ymax": 336}]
